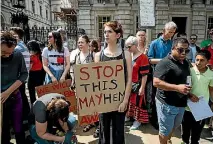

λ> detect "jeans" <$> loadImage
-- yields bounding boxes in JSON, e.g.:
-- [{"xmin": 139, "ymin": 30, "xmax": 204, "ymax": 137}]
[{"xmin": 30, "ymin": 115, "xmax": 76, "ymax": 144}]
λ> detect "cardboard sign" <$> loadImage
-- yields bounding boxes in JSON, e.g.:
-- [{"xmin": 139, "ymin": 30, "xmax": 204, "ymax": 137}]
[
  {"xmin": 74, "ymin": 60, "xmax": 125, "ymax": 116},
  {"xmin": 78, "ymin": 113, "xmax": 99, "ymax": 126},
  {"xmin": 35, "ymin": 79, "xmax": 77, "ymax": 113}
]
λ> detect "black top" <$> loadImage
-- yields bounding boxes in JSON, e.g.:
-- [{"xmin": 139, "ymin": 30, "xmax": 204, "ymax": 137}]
[
  {"xmin": 154, "ymin": 55, "xmax": 190, "ymax": 107},
  {"xmin": 1, "ymin": 50, "xmax": 28, "ymax": 92}
]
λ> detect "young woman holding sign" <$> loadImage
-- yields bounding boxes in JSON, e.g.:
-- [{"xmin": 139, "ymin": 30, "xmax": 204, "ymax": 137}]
[
  {"xmin": 125, "ymin": 36, "xmax": 150, "ymax": 130},
  {"xmin": 94, "ymin": 21, "xmax": 132, "ymax": 144}
]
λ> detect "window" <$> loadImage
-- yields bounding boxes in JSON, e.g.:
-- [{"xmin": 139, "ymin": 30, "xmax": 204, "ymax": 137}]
[
  {"xmin": 210, "ymin": 0, "xmax": 213, "ymax": 5},
  {"xmin": 173, "ymin": 0, "xmax": 186, "ymax": 4},
  {"xmin": 46, "ymin": 9, "xmax": 48, "ymax": 20},
  {"xmin": 40, "ymin": 6, "xmax": 42, "ymax": 17},
  {"xmin": 98, "ymin": 16, "xmax": 111, "ymax": 41},
  {"xmin": 32, "ymin": 1, "xmax": 35, "ymax": 13},
  {"xmin": 136, "ymin": 15, "xmax": 140, "ymax": 32},
  {"xmin": 97, "ymin": 0, "xmax": 110, "ymax": 4},
  {"xmin": 207, "ymin": 17, "xmax": 213, "ymax": 38},
  {"xmin": 54, "ymin": 14, "xmax": 57, "ymax": 21}
]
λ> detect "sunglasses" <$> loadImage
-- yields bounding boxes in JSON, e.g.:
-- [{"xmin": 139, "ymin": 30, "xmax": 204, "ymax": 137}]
[
  {"xmin": 48, "ymin": 35, "xmax": 53, "ymax": 39},
  {"xmin": 190, "ymin": 38, "xmax": 196, "ymax": 40},
  {"xmin": 126, "ymin": 45, "xmax": 132, "ymax": 49},
  {"xmin": 1, "ymin": 38, "xmax": 17, "ymax": 47},
  {"xmin": 176, "ymin": 47, "xmax": 190, "ymax": 54}
]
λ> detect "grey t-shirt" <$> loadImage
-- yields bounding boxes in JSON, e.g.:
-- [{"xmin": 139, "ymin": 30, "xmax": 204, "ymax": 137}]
[{"xmin": 33, "ymin": 93, "xmax": 65, "ymax": 123}]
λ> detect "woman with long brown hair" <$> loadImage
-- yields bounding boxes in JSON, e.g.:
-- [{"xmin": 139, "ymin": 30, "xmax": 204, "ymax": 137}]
[
  {"xmin": 95, "ymin": 21, "xmax": 132, "ymax": 144},
  {"xmin": 42, "ymin": 31, "xmax": 70, "ymax": 84}
]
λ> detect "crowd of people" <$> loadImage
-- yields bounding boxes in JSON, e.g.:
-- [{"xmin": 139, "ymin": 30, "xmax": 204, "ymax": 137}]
[{"xmin": 1, "ymin": 21, "xmax": 213, "ymax": 144}]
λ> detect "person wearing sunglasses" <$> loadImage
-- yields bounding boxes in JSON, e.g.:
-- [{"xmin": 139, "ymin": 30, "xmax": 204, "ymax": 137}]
[
  {"xmin": 153, "ymin": 37, "xmax": 191, "ymax": 144},
  {"xmin": 1, "ymin": 31, "xmax": 28, "ymax": 144},
  {"xmin": 186, "ymin": 34, "xmax": 201, "ymax": 63},
  {"xmin": 29, "ymin": 93, "xmax": 77, "ymax": 144}
]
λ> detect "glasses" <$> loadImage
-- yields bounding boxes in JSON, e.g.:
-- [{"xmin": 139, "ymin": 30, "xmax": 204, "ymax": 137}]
[
  {"xmin": 190, "ymin": 38, "xmax": 197, "ymax": 40},
  {"xmin": 176, "ymin": 47, "xmax": 190, "ymax": 54},
  {"xmin": 1, "ymin": 38, "xmax": 17, "ymax": 47},
  {"xmin": 126, "ymin": 45, "xmax": 132, "ymax": 49},
  {"xmin": 48, "ymin": 35, "xmax": 53, "ymax": 39}
]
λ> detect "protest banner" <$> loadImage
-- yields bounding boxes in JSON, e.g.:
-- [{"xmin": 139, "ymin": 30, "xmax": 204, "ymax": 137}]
[
  {"xmin": 35, "ymin": 79, "xmax": 77, "ymax": 113},
  {"xmin": 74, "ymin": 60, "xmax": 125, "ymax": 116},
  {"xmin": 78, "ymin": 113, "xmax": 99, "ymax": 126}
]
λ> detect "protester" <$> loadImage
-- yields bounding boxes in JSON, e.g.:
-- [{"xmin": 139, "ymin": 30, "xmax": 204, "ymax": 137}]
[
  {"xmin": 1, "ymin": 31, "xmax": 28, "ymax": 144},
  {"xmin": 29, "ymin": 93, "xmax": 77, "ymax": 143},
  {"xmin": 182, "ymin": 50, "xmax": 213, "ymax": 144},
  {"xmin": 42, "ymin": 31, "xmax": 70, "ymax": 84},
  {"xmin": 94, "ymin": 21, "xmax": 132, "ymax": 144},
  {"xmin": 125, "ymin": 36, "xmax": 150, "ymax": 130},
  {"xmin": 186, "ymin": 34, "xmax": 201, "ymax": 63},
  {"xmin": 90, "ymin": 39, "xmax": 100, "ymax": 53},
  {"xmin": 136, "ymin": 29, "xmax": 148, "ymax": 54},
  {"xmin": 153, "ymin": 38, "xmax": 191, "ymax": 144},
  {"xmin": 200, "ymin": 26, "xmax": 213, "ymax": 49},
  {"xmin": 27, "ymin": 40, "xmax": 45, "ymax": 104},
  {"xmin": 10, "ymin": 27, "xmax": 31, "ymax": 121}
]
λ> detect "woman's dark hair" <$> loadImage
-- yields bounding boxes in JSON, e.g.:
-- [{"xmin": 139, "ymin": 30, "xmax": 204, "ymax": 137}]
[
  {"xmin": 79, "ymin": 35, "xmax": 90, "ymax": 43},
  {"xmin": 196, "ymin": 49, "xmax": 211, "ymax": 61},
  {"xmin": 48, "ymin": 31, "xmax": 63, "ymax": 53},
  {"xmin": 27, "ymin": 40, "xmax": 42, "ymax": 61},
  {"xmin": 1, "ymin": 31, "xmax": 17, "ymax": 47},
  {"xmin": 90, "ymin": 40, "xmax": 99, "ymax": 52}
]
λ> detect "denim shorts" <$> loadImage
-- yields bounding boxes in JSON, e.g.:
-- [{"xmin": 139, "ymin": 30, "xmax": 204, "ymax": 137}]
[{"xmin": 155, "ymin": 98, "xmax": 185, "ymax": 136}]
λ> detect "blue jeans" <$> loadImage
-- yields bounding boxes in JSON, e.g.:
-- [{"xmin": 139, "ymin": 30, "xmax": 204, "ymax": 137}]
[
  {"xmin": 156, "ymin": 98, "xmax": 185, "ymax": 136},
  {"xmin": 30, "ymin": 115, "xmax": 76, "ymax": 144}
]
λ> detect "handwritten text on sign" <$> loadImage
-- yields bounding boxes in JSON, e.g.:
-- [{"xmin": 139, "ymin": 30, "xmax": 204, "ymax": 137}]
[
  {"xmin": 35, "ymin": 79, "xmax": 77, "ymax": 113},
  {"xmin": 139, "ymin": 0, "xmax": 155, "ymax": 27},
  {"xmin": 74, "ymin": 60, "xmax": 125, "ymax": 116}
]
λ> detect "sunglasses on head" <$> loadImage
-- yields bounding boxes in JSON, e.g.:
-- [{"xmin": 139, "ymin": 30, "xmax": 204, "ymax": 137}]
[
  {"xmin": 176, "ymin": 47, "xmax": 190, "ymax": 54},
  {"xmin": 1, "ymin": 38, "xmax": 17, "ymax": 47}
]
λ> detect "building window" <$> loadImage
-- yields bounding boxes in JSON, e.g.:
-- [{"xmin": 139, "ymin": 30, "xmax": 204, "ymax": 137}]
[
  {"xmin": 136, "ymin": 15, "xmax": 140, "ymax": 32},
  {"xmin": 98, "ymin": 16, "xmax": 111, "ymax": 41},
  {"xmin": 207, "ymin": 17, "xmax": 213, "ymax": 38},
  {"xmin": 40, "ymin": 6, "xmax": 42, "ymax": 17},
  {"xmin": 54, "ymin": 14, "xmax": 57, "ymax": 21},
  {"xmin": 210, "ymin": 0, "xmax": 213, "ymax": 5},
  {"xmin": 97, "ymin": 0, "xmax": 110, "ymax": 4},
  {"xmin": 173, "ymin": 0, "xmax": 186, "ymax": 4},
  {"xmin": 46, "ymin": 9, "xmax": 48, "ymax": 20},
  {"xmin": 32, "ymin": 1, "xmax": 35, "ymax": 13}
]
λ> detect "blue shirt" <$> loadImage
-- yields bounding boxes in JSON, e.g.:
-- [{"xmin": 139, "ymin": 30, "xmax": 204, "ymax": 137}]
[{"xmin": 148, "ymin": 36, "xmax": 173, "ymax": 59}]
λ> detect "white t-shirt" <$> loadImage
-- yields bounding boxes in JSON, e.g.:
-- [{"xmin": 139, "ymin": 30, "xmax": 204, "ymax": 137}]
[{"xmin": 42, "ymin": 47, "xmax": 70, "ymax": 71}]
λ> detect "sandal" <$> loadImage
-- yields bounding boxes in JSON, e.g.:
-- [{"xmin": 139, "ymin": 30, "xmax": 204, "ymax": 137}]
[
  {"xmin": 83, "ymin": 124, "xmax": 95, "ymax": 132},
  {"xmin": 93, "ymin": 128, "xmax": 99, "ymax": 138}
]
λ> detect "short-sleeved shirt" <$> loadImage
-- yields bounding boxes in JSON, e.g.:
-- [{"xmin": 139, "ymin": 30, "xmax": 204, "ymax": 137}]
[
  {"xmin": 148, "ymin": 36, "xmax": 173, "ymax": 59},
  {"xmin": 154, "ymin": 55, "xmax": 190, "ymax": 107},
  {"xmin": 206, "ymin": 46, "xmax": 213, "ymax": 65},
  {"xmin": 30, "ymin": 54, "xmax": 43, "ymax": 71},
  {"xmin": 132, "ymin": 54, "xmax": 149, "ymax": 83},
  {"xmin": 42, "ymin": 47, "xmax": 70, "ymax": 71},
  {"xmin": 32, "ymin": 93, "xmax": 65, "ymax": 123}
]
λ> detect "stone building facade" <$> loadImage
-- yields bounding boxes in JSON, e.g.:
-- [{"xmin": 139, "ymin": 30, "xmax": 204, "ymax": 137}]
[
  {"xmin": 78, "ymin": 0, "xmax": 213, "ymax": 44},
  {"xmin": 1, "ymin": 0, "xmax": 51, "ymax": 28}
]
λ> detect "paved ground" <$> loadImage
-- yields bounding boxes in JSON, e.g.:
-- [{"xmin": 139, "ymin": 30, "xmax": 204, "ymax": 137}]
[{"xmin": 75, "ymin": 122, "xmax": 213, "ymax": 144}]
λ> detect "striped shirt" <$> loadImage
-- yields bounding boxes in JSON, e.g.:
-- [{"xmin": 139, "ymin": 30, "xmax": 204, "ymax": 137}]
[{"xmin": 15, "ymin": 41, "xmax": 30, "ymax": 72}]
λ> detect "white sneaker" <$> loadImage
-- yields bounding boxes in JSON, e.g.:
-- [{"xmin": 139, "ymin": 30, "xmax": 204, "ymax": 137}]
[
  {"xmin": 125, "ymin": 117, "xmax": 130, "ymax": 122},
  {"xmin": 130, "ymin": 120, "xmax": 141, "ymax": 130}
]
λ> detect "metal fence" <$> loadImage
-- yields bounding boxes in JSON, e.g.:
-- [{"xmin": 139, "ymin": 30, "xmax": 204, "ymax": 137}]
[{"xmin": 2, "ymin": 26, "xmax": 86, "ymax": 50}]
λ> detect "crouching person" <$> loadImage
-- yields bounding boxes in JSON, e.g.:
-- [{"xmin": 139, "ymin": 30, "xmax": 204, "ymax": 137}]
[{"xmin": 29, "ymin": 93, "xmax": 77, "ymax": 144}]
